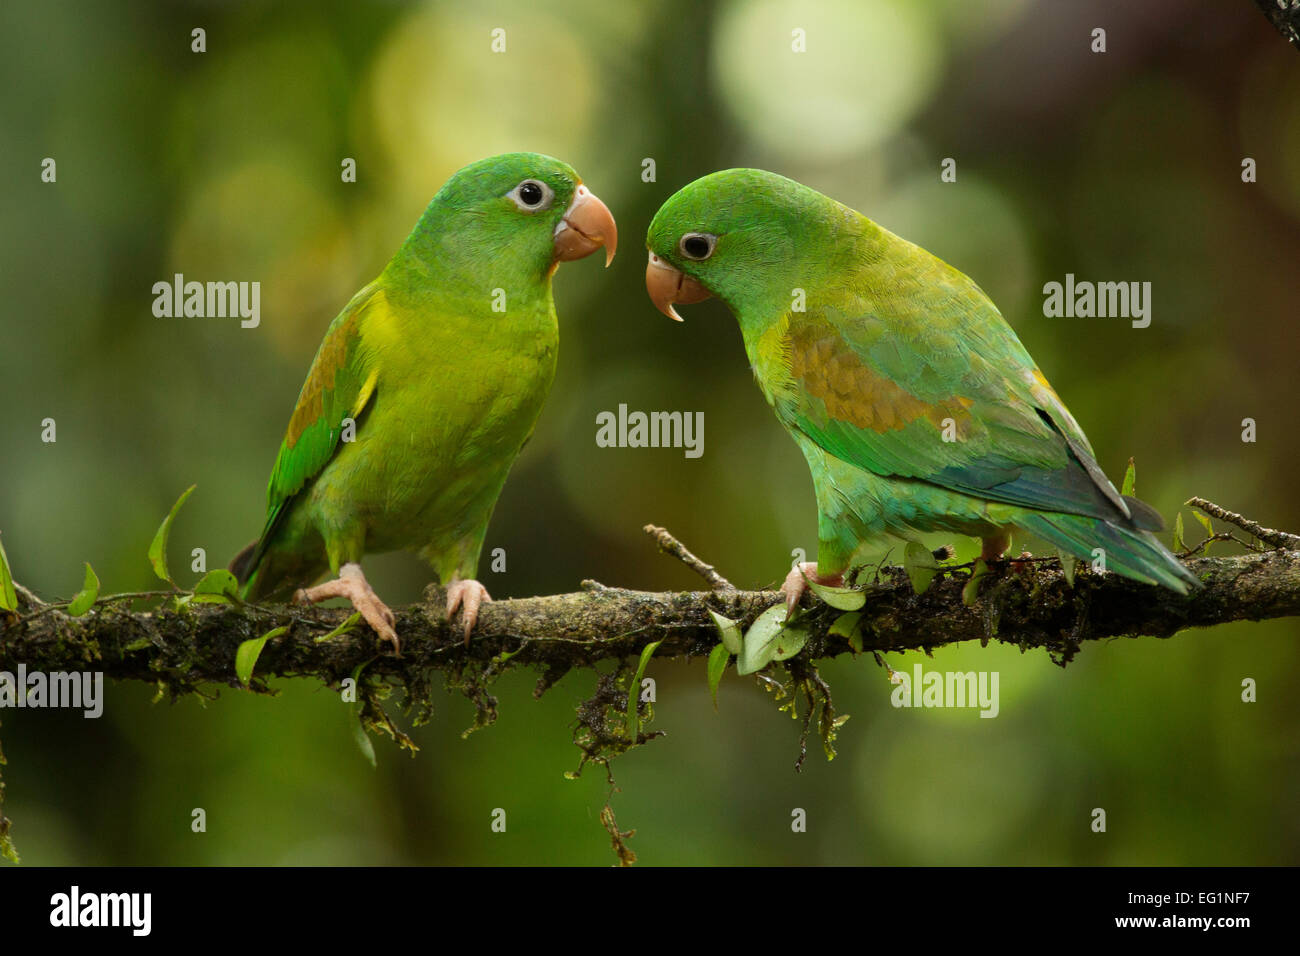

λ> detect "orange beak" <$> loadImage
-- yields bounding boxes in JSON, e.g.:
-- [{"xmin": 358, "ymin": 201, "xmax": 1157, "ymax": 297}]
[
  {"xmin": 553, "ymin": 184, "xmax": 617, "ymax": 267},
  {"xmin": 645, "ymin": 251, "xmax": 713, "ymax": 322}
]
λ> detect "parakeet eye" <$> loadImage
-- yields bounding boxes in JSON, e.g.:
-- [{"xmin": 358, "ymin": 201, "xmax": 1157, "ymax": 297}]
[
  {"xmin": 679, "ymin": 233, "xmax": 716, "ymax": 260},
  {"xmin": 508, "ymin": 179, "xmax": 553, "ymax": 212}
]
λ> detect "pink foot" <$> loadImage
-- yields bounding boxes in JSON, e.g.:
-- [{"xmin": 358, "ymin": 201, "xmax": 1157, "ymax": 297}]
[
  {"xmin": 446, "ymin": 577, "xmax": 492, "ymax": 646},
  {"xmin": 981, "ymin": 533, "xmax": 1012, "ymax": 562},
  {"xmin": 295, "ymin": 562, "xmax": 399, "ymax": 654},
  {"xmin": 779, "ymin": 561, "xmax": 844, "ymax": 619},
  {"xmin": 1010, "ymin": 549, "xmax": 1035, "ymax": 574}
]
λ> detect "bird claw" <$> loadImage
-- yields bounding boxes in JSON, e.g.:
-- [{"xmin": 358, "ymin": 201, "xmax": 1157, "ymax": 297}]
[
  {"xmin": 980, "ymin": 532, "xmax": 1013, "ymax": 563},
  {"xmin": 446, "ymin": 577, "xmax": 492, "ymax": 646},
  {"xmin": 295, "ymin": 562, "xmax": 400, "ymax": 655},
  {"xmin": 1009, "ymin": 549, "xmax": 1036, "ymax": 575},
  {"xmin": 779, "ymin": 561, "xmax": 843, "ymax": 620}
]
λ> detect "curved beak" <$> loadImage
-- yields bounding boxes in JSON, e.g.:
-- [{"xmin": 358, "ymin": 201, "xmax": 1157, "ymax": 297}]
[
  {"xmin": 553, "ymin": 184, "xmax": 617, "ymax": 267},
  {"xmin": 645, "ymin": 251, "xmax": 712, "ymax": 322}
]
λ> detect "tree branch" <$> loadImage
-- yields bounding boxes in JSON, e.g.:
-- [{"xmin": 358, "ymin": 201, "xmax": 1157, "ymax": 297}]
[
  {"xmin": 1187, "ymin": 496, "xmax": 1300, "ymax": 550},
  {"xmin": 1253, "ymin": 0, "xmax": 1300, "ymax": 51},
  {"xmin": 642, "ymin": 524, "xmax": 736, "ymax": 591},
  {"xmin": 4, "ymin": 501, "xmax": 1298, "ymax": 865},
  {"xmin": 3, "ymin": 550, "xmax": 1297, "ymax": 691}
]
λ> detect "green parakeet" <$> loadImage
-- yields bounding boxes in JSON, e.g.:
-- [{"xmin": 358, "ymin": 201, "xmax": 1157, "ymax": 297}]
[
  {"xmin": 645, "ymin": 168, "xmax": 1197, "ymax": 611},
  {"xmin": 231, "ymin": 152, "xmax": 617, "ymax": 650}
]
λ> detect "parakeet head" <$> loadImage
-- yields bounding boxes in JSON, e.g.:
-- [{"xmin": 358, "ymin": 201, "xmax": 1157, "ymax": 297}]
[
  {"xmin": 402, "ymin": 152, "xmax": 616, "ymax": 280},
  {"xmin": 645, "ymin": 168, "xmax": 841, "ymax": 321}
]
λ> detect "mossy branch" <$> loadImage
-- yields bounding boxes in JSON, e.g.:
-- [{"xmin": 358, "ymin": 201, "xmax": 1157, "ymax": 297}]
[
  {"xmin": 3, "ymin": 501, "xmax": 1299, "ymax": 866},
  {"xmin": 3, "ymin": 549, "xmax": 1298, "ymax": 691},
  {"xmin": 1253, "ymin": 0, "xmax": 1300, "ymax": 51}
]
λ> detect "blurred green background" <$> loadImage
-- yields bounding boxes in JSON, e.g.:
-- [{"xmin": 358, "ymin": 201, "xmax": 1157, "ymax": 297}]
[{"xmin": 2, "ymin": 0, "xmax": 1298, "ymax": 865}]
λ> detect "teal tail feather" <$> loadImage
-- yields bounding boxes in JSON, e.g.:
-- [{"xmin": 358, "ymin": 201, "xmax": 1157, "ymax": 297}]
[
  {"xmin": 229, "ymin": 539, "xmax": 263, "ymax": 601},
  {"xmin": 229, "ymin": 535, "xmax": 326, "ymax": 602},
  {"xmin": 1016, "ymin": 512, "xmax": 1200, "ymax": 594}
]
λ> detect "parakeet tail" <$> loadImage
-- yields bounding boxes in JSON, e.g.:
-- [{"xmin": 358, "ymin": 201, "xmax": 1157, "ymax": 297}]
[
  {"xmin": 229, "ymin": 539, "xmax": 263, "ymax": 600},
  {"xmin": 230, "ymin": 536, "xmax": 327, "ymax": 602},
  {"xmin": 229, "ymin": 539, "xmax": 256, "ymax": 580},
  {"xmin": 1015, "ymin": 512, "xmax": 1200, "ymax": 594}
]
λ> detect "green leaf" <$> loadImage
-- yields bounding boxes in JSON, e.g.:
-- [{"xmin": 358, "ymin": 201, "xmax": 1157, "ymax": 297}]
[
  {"xmin": 771, "ymin": 626, "xmax": 808, "ymax": 662},
  {"xmin": 1193, "ymin": 511, "xmax": 1215, "ymax": 554},
  {"xmin": 147, "ymin": 484, "xmax": 196, "ymax": 586},
  {"xmin": 625, "ymin": 639, "xmax": 663, "ymax": 738},
  {"xmin": 1173, "ymin": 512, "xmax": 1185, "ymax": 552},
  {"xmin": 962, "ymin": 559, "xmax": 989, "ymax": 606},
  {"xmin": 191, "ymin": 568, "xmax": 238, "ymax": 604},
  {"xmin": 708, "ymin": 609, "xmax": 744, "ymax": 655},
  {"xmin": 235, "ymin": 625, "xmax": 288, "ymax": 686},
  {"xmin": 67, "ymin": 562, "xmax": 101, "ymax": 617},
  {"xmin": 1057, "ymin": 549, "xmax": 1077, "ymax": 588},
  {"xmin": 315, "ymin": 611, "xmax": 362, "ymax": 644},
  {"xmin": 0, "ymin": 534, "xmax": 17, "ymax": 615},
  {"xmin": 706, "ymin": 641, "xmax": 730, "ymax": 711},
  {"xmin": 737, "ymin": 604, "xmax": 808, "ymax": 675},
  {"xmin": 803, "ymin": 574, "xmax": 865, "ymax": 610},
  {"xmin": 345, "ymin": 659, "xmax": 376, "ymax": 766},
  {"xmin": 1121, "ymin": 457, "xmax": 1136, "ymax": 497},
  {"xmin": 738, "ymin": 604, "xmax": 786, "ymax": 675},
  {"xmin": 352, "ymin": 721, "xmax": 377, "ymax": 769},
  {"xmin": 903, "ymin": 541, "xmax": 939, "ymax": 594},
  {"xmin": 829, "ymin": 611, "xmax": 862, "ymax": 638},
  {"xmin": 830, "ymin": 610, "xmax": 867, "ymax": 651},
  {"xmin": 348, "ymin": 659, "xmax": 369, "ymax": 690}
]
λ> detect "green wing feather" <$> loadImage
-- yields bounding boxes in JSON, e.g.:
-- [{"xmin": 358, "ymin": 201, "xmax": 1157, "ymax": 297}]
[
  {"xmin": 769, "ymin": 277, "xmax": 1159, "ymax": 531},
  {"xmin": 242, "ymin": 283, "xmax": 382, "ymax": 577}
]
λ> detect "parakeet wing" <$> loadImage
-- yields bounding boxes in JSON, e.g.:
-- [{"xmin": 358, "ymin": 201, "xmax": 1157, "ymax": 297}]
[
  {"xmin": 249, "ymin": 283, "xmax": 382, "ymax": 565},
  {"xmin": 771, "ymin": 290, "xmax": 1158, "ymax": 529}
]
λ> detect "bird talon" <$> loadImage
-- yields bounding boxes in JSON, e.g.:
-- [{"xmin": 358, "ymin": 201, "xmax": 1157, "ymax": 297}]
[
  {"xmin": 780, "ymin": 561, "xmax": 843, "ymax": 619},
  {"xmin": 445, "ymin": 577, "xmax": 492, "ymax": 646},
  {"xmin": 295, "ymin": 563, "xmax": 400, "ymax": 655}
]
